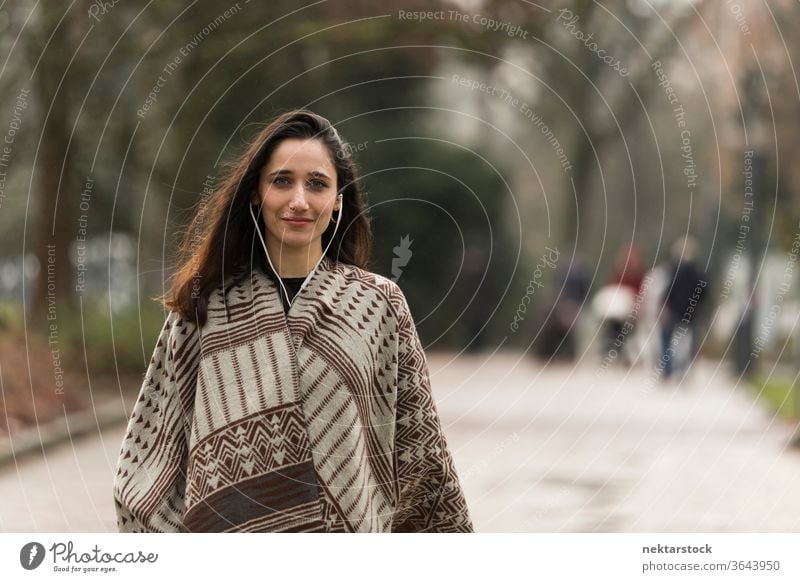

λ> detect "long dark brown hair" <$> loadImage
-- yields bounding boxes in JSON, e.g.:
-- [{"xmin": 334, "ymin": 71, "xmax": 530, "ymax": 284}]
[{"xmin": 162, "ymin": 109, "xmax": 372, "ymax": 326}]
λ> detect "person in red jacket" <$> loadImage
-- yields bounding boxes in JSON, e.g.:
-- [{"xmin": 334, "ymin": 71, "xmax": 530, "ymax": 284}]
[{"xmin": 599, "ymin": 244, "xmax": 646, "ymax": 366}]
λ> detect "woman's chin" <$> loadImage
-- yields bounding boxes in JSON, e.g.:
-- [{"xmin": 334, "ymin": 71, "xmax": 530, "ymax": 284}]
[{"xmin": 268, "ymin": 235, "xmax": 320, "ymax": 251}]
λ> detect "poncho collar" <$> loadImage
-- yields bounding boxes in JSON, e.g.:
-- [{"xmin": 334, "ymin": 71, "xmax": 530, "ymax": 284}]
[{"xmin": 218, "ymin": 255, "xmax": 341, "ymax": 334}]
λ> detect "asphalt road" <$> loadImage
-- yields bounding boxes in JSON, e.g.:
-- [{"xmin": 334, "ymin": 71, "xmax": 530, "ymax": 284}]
[{"xmin": 2, "ymin": 353, "xmax": 799, "ymax": 532}]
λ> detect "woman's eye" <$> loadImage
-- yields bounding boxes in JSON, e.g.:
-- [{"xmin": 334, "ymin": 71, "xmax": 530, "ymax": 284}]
[
  {"xmin": 272, "ymin": 176, "xmax": 290, "ymax": 186},
  {"xmin": 308, "ymin": 180, "xmax": 327, "ymax": 189}
]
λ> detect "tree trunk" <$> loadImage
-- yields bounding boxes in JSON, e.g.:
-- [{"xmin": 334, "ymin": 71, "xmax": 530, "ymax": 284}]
[{"xmin": 29, "ymin": 6, "xmax": 77, "ymax": 326}]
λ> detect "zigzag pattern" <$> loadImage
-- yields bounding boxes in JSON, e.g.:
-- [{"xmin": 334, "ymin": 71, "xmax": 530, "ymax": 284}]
[
  {"xmin": 295, "ymin": 348, "xmax": 395, "ymax": 531},
  {"xmin": 391, "ymin": 298, "xmax": 473, "ymax": 532},
  {"xmin": 113, "ymin": 257, "xmax": 473, "ymax": 532},
  {"xmin": 184, "ymin": 403, "xmax": 312, "ymax": 508}
]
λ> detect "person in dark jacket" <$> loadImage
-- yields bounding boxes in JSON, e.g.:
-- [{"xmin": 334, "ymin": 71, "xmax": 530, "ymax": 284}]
[{"xmin": 659, "ymin": 236, "xmax": 708, "ymax": 380}]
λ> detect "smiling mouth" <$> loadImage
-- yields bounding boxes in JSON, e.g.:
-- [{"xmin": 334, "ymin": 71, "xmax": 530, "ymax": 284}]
[{"xmin": 282, "ymin": 217, "xmax": 314, "ymax": 225}]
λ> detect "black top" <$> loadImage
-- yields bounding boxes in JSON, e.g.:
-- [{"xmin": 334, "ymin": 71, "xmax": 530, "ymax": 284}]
[
  {"xmin": 278, "ymin": 276, "xmax": 306, "ymax": 314},
  {"xmin": 261, "ymin": 263, "xmax": 306, "ymax": 314}
]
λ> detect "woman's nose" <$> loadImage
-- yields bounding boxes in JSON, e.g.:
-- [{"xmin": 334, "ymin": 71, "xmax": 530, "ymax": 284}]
[{"xmin": 289, "ymin": 185, "xmax": 309, "ymax": 209}]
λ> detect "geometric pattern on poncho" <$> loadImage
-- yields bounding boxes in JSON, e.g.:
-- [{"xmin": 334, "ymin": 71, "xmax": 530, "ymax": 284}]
[{"xmin": 114, "ymin": 257, "xmax": 473, "ymax": 533}]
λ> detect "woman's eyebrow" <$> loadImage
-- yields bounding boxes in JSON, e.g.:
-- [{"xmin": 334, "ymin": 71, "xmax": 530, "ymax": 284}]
[
  {"xmin": 265, "ymin": 169, "xmax": 331, "ymax": 179},
  {"xmin": 265, "ymin": 168, "xmax": 293, "ymax": 178}
]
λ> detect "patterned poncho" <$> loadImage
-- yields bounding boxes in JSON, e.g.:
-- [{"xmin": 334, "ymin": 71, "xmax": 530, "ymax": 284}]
[{"xmin": 113, "ymin": 257, "xmax": 473, "ymax": 532}]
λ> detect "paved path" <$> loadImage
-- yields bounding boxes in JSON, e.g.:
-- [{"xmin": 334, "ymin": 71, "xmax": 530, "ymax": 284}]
[
  {"xmin": 0, "ymin": 424, "xmax": 123, "ymax": 532},
  {"xmin": 434, "ymin": 353, "xmax": 800, "ymax": 532},
  {"xmin": 1, "ymin": 354, "xmax": 799, "ymax": 532}
]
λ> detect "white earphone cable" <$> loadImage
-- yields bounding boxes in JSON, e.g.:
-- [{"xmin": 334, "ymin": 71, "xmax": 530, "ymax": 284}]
[{"xmin": 250, "ymin": 193, "xmax": 343, "ymax": 310}]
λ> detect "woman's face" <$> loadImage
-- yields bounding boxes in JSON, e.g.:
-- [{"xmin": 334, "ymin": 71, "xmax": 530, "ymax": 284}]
[{"xmin": 254, "ymin": 138, "xmax": 340, "ymax": 256}]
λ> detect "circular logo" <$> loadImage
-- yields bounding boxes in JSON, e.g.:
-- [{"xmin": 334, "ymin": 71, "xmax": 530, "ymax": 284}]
[{"xmin": 19, "ymin": 542, "xmax": 46, "ymax": 570}]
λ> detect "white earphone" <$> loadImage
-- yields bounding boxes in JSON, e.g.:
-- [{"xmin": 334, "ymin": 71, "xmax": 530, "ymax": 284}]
[{"xmin": 249, "ymin": 192, "xmax": 344, "ymax": 310}]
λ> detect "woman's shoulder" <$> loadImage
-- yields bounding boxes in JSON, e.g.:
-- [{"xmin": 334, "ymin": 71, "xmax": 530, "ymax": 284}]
[
  {"xmin": 162, "ymin": 308, "xmax": 201, "ymax": 338},
  {"xmin": 145, "ymin": 309, "xmax": 201, "ymax": 366}
]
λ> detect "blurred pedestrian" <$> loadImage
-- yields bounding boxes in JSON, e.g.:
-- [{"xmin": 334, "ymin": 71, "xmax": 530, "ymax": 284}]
[
  {"xmin": 538, "ymin": 255, "xmax": 589, "ymax": 361},
  {"xmin": 593, "ymin": 244, "xmax": 646, "ymax": 366},
  {"xmin": 659, "ymin": 236, "xmax": 709, "ymax": 381},
  {"xmin": 638, "ymin": 259, "xmax": 670, "ymax": 368}
]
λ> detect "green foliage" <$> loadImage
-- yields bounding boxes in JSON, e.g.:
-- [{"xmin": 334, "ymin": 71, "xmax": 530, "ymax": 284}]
[
  {"xmin": 54, "ymin": 301, "xmax": 168, "ymax": 376},
  {"xmin": 0, "ymin": 301, "xmax": 24, "ymax": 332},
  {"xmin": 749, "ymin": 375, "xmax": 799, "ymax": 420},
  {"xmin": 363, "ymin": 138, "xmax": 514, "ymax": 347}
]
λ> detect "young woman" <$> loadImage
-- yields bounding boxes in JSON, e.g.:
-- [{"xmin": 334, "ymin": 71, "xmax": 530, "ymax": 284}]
[{"xmin": 113, "ymin": 110, "xmax": 473, "ymax": 533}]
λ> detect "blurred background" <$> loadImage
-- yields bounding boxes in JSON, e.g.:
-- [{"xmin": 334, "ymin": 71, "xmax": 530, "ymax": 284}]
[{"xmin": 1, "ymin": 0, "xmax": 800, "ymax": 532}]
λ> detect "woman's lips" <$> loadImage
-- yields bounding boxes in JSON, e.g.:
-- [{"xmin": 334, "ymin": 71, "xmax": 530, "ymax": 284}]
[{"xmin": 282, "ymin": 217, "xmax": 313, "ymax": 226}]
